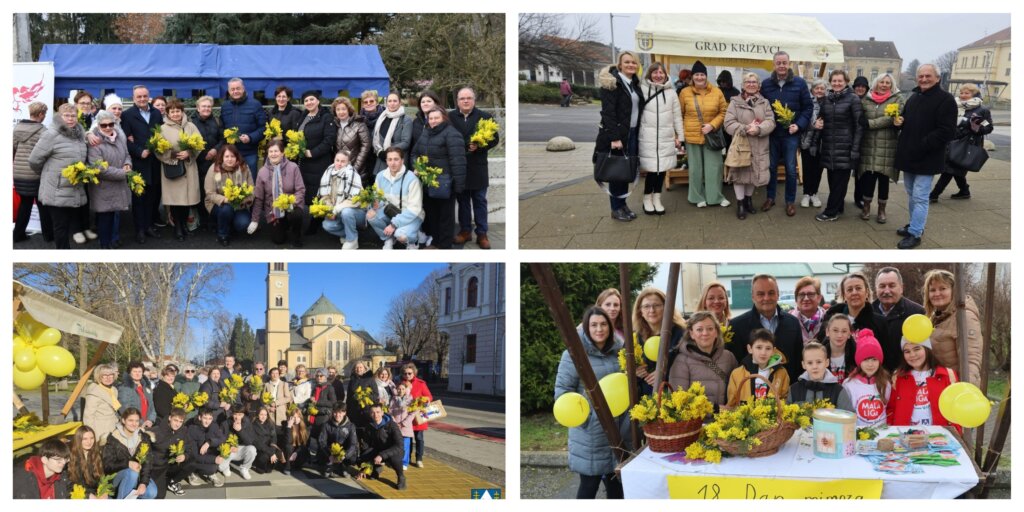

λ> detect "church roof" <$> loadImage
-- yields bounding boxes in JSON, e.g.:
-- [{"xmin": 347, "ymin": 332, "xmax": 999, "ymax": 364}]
[
  {"xmin": 352, "ymin": 329, "xmax": 379, "ymax": 346},
  {"xmin": 363, "ymin": 347, "xmax": 394, "ymax": 357},
  {"xmin": 301, "ymin": 293, "xmax": 344, "ymax": 318},
  {"xmin": 289, "ymin": 329, "xmax": 310, "ymax": 350}
]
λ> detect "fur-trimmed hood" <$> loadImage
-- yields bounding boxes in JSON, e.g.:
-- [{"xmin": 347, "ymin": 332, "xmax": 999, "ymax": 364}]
[
  {"xmin": 51, "ymin": 119, "xmax": 85, "ymax": 141},
  {"xmin": 599, "ymin": 64, "xmax": 639, "ymax": 91}
]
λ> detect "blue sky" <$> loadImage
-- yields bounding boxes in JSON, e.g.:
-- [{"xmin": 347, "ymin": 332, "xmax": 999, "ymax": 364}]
[{"xmin": 188, "ymin": 263, "xmax": 447, "ymax": 360}]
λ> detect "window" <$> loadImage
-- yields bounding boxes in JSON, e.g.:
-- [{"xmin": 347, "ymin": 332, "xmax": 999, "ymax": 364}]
[
  {"xmin": 962, "ymin": 57, "xmax": 968, "ymax": 68},
  {"xmin": 972, "ymin": 56, "xmax": 978, "ymax": 68},
  {"xmin": 308, "ymin": 317, "xmax": 314, "ymax": 325},
  {"xmin": 328, "ymin": 341, "xmax": 333, "ymax": 361},
  {"xmin": 1006, "ymin": 68, "xmax": 1011, "ymax": 76},
  {"xmin": 444, "ymin": 287, "xmax": 452, "ymax": 315},
  {"xmin": 344, "ymin": 340, "xmax": 349, "ymax": 361},
  {"xmin": 855, "ymin": 68, "xmax": 863, "ymax": 78},
  {"xmin": 275, "ymin": 296, "xmax": 283, "ymax": 307},
  {"xmin": 465, "ymin": 334, "xmax": 477, "ymax": 363},
  {"xmin": 326, "ymin": 317, "xmax": 333, "ymax": 325},
  {"xmin": 273, "ymin": 263, "xmax": 284, "ymax": 271},
  {"xmin": 467, "ymin": 277, "xmax": 479, "ymax": 308}
]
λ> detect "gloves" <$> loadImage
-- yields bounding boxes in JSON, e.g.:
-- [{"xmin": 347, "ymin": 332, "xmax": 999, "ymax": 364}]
[{"xmin": 247, "ymin": 222, "xmax": 258, "ymax": 235}]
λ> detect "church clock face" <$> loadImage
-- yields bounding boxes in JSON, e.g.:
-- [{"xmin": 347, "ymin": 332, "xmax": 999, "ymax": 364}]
[{"xmin": 275, "ymin": 280, "xmax": 283, "ymax": 289}]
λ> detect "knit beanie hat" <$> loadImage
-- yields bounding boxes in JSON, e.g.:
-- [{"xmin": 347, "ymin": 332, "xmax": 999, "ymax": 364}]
[
  {"xmin": 854, "ymin": 329, "xmax": 884, "ymax": 366},
  {"xmin": 692, "ymin": 60, "xmax": 708, "ymax": 76},
  {"xmin": 900, "ymin": 335, "xmax": 932, "ymax": 350},
  {"xmin": 853, "ymin": 76, "xmax": 870, "ymax": 90}
]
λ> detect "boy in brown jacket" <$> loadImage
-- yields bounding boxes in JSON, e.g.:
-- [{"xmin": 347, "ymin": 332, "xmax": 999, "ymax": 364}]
[{"xmin": 727, "ymin": 328, "xmax": 791, "ymax": 406}]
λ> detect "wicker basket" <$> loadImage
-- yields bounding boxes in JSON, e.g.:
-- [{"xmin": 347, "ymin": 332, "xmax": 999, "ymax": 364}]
[
  {"xmin": 642, "ymin": 382, "xmax": 704, "ymax": 453},
  {"xmin": 714, "ymin": 374, "xmax": 798, "ymax": 458}
]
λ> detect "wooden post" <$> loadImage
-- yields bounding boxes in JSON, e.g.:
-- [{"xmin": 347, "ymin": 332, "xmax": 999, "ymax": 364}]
[
  {"xmin": 954, "ymin": 264, "xmax": 972, "ymax": 445},
  {"xmin": 979, "ymin": 378, "xmax": 1010, "ymax": 499},
  {"xmin": 529, "ymin": 264, "xmax": 626, "ymax": 461},
  {"xmin": 619, "ymin": 264, "xmax": 640, "ymax": 449},
  {"xmin": 975, "ymin": 263, "xmax": 996, "ymax": 465},
  {"xmin": 61, "ymin": 342, "xmax": 109, "ymax": 418},
  {"xmin": 653, "ymin": 263, "xmax": 681, "ymax": 391}
]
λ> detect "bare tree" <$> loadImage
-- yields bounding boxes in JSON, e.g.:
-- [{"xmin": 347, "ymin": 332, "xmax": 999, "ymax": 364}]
[
  {"xmin": 519, "ymin": 13, "xmax": 601, "ymax": 72},
  {"xmin": 383, "ymin": 269, "xmax": 446, "ymax": 361},
  {"xmin": 935, "ymin": 50, "xmax": 959, "ymax": 75}
]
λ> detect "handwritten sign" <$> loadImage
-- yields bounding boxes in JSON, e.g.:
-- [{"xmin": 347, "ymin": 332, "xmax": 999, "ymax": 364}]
[{"xmin": 667, "ymin": 475, "xmax": 882, "ymax": 499}]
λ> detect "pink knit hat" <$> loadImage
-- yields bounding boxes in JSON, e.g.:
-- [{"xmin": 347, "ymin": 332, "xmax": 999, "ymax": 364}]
[{"xmin": 854, "ymin": 328, "xmax": 884, "ymax": 366}]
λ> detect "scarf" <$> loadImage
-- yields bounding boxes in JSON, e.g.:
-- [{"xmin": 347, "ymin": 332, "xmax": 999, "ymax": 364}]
[
  {"xmin": 870, "ymin": 90, "xmax": 893, "ymax": 104},
  {"xmin": 25, "ymin": 456, "xmax": 60, "ymax": 499},
  {"xmin": 102, "ymin": 383, "xmax": 121, "ymax": 410},
  {"xmin": 298, "ymin": 109, "xmax": 317, "ymax": 132},
  {"xmin": 827, "ymin": 87, "xmax": 849, "ymax": 102},
  {"xmin": 271, "ymin": 160, "xmax": 284, "ymax": 220},
  {"xmin": 957, "ymin": 97, "xmax": 984, "ymax": 118},
  {"xmin": 320, "ymin": 164, "xmax": 358, "ymax": 205},
  {"xmin": 133, "ymin": 381, "xmax": 148, "ymax": 420},
  {"xmin": 309, "ymin": 385, "xmax": 325, "ymax": 424},
  {"xmin": 373, "ymin": 108, "xmax": 405, "ymax": 152},
  {"xmin": 792, "ymin": 307, "xmax": 824, "ymax": 344}
]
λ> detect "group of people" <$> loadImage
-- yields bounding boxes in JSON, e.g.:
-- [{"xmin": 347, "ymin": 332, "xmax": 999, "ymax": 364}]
[
  {"xmin": 15, "ymin": 355, "xmax": 434, "ymax": 499},
  {"xmin": 594, "ymin": 50, "xmax": 993, "ymax": 249},
  {"xmin": 14, "ymin": 79, "xmax": 499, "ymax": 250},
  {"xmin": 554, "ymin": 266, "xmax": 984, "ymax": 499}
]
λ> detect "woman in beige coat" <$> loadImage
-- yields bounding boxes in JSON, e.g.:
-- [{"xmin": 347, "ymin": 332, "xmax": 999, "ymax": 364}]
[
  {"xmin": 668, "ymin": 311, "xmax": 739, "ymax": 406},
  {"xmin": 923, "ymin": 269, "xmax": 983, "ymax": 386},
  {"xmin": 723, "ymin": 72, "xmax": 777, "ymax": 220},
  {"xmin": 264, "ymin": 367, "xmax": 294, "ymax": 426},
  {"xmin": 678, "ymin": 60, "xmax": 728, "ymax": 207},
  {"xmin": 156, "ymin": 98, "xmax": 201, "ymax": 241},
  {"xmin": 82, "ymin": 363, "xmax": 120, "ymax": 442}
]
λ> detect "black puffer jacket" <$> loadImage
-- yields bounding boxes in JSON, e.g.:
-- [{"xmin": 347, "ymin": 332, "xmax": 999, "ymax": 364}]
[
  {"xmin": 360, "ymin": 414, "xmax": 404, "ymax": 462},
  {"xmin": 894, "ymin": 85, "xmax": 958, "ymax": 174},
  {"xmin": 317, "ymin": 415, "xmax": 359, "ymax": 461},
  {"xmin": 190, "ymin": 112, "xmax": 223, "ymax": 175},
  {"xmin": 150, "ymin": 419, "xmax": 191, "ymax": 467},
  {"xmin": 595, "ymin": 64, "xmax": 645, "ymax": 155},
  {"xmin": 411, "ymin": 121, "xmax": 468, "ymax": 196},
  {"xmin": 819, "ymin": 86, "xmax": 863, "ymax": 171},
  {"xmin": 101, "ymin": 428, "xmax": 154, "ymax": 486},
  {"xmin": 187, "ymin": 421, "xmax": 226, "ymax": 466},
  {"xmin": 269, "ymin": 103, "xmax": 304, "ymax": 134},
  {"xmin": 347, "ymin": 371, "xmax": 379, "ymax": 427},
  {"xmin": 298, "ymin": 106, "xmax": 339, "ymax": 187}
]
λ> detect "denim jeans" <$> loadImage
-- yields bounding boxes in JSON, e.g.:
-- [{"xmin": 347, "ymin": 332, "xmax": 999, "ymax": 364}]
[
  {"xmin": 243, "ymin": 153, "xmax": 259, "ymax": 183},
  {"xmin": 113, "ymin": 467, "xmax": 158, "ymax": 499},
  {"xmin": 457, "ymin": 187, "xmax": 488, "ymax": 234},
  {"xmin": 322, "ymin": 208, "xmax": 367, "ymax": 242},
  {"xmin": 368, "ymin": 208, "xmax": 421, "ymax": 244},
  {"xmin": 95, "ymin": 211, "xmax": 117, "ymax": 247},
  {"xmin": 903, "ymin": 173, "xmax": 934, "ymax": 237},
  {"xmin": 211, "ymin": 203, "xmax": 251, "ymax": 239},
  {"xmin": 767, "ymin": 134, "xmax": 799, "ymax": 203},
  {"xmin": 412, "ymin": 430, "xmax": 425, "ymax": 461}
]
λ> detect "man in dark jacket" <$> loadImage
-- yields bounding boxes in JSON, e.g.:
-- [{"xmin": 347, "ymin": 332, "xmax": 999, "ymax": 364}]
[
  {"xmin": 318, "ymin": 402, "xmax": 359, "ymax": 477},
  {"xmin": 13, "ymin": 439, "xmax": 70, "ymax": 499},
  {"xmin": 760, "ymin": 51, "xmax": 814, "ymax": 217},
  {"xmin": 150, "ymin": 407, "xmax": 193, "ymax": 497},
  {"xmin": 328, "ymin": 366, "xmax": 347, "ymax": 404},
  {"xmin": 871, "ymin": 267, "xmax": 925, "ymax": 372},
  {"xmin": 219, "ymin": 404, "xmax": 258, "ymax": 480},
  {"xmin": 186, "ymin": 409, "xmax": 227, "ymax": 487},
  {"xmin": 220, "ymin": 78, "xmax": 268, "ymax": 179},
  {"xmin": 728, "ymin": 274, "xmax": 803, "ymax": 381},
  {"xmin": 449, "ymin": 87, "xmax": 499, "ymax": 249},
  {"xmin": 357, "ymin": 403, "xmax": 406, "ymax": 490},
  {"xmin": 894, "ymin": 63, "xmax": 957, "ymax": 249},
  {"xmin": 121, "ymin": 85, "xmax": 164, "ymax": 244}
]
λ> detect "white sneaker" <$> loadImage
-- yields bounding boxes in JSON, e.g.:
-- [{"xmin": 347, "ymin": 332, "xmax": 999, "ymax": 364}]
[
  {"xmin": 187, "ymin": 473, "xmax": 204, "ymax": 486},
  {"xmin": 719, "ymin": 199, "xmax": 730, "ymax": 207},
  {"xmin": 342, "ymin": 240, "xmax": 358, "ymax": 250},
  {"xmin": 696, "ymin": 201, "xmax": 707, "ymax": 208},
  {"xmin": 811, "ymin": 194, "xmax": 822, "ymax": 207},
  {"xmin": 84, "ymin": 229, "xmax": 98, "ymax": 240},
  {"xmin": 222, "ymin": 467, "xmax": 231, "ymax": 478},
  {"xmin": 406, "ymin": 243, "xmax": 419, "ymax": 250},
  {"xmin": 72, "ymin": 232, "xmax": 87, "ymax": 244},
  {"xmin": 382, "ymin": 238, "xmax": 394, "ymax": 250},
  {"xmin": 800, "ymin": 194, "xmax": 810, "ymax": 208},
  {"xmin": 240, "ymin": 468, "xmax": 252, "ymax": 480},
  {"xmin": 420, "ymin": 233, "xmax": 433, "ymax": 246},
  {"xmin": 210, "ymin": 473, "xmax": 225, "ymax": 487}
]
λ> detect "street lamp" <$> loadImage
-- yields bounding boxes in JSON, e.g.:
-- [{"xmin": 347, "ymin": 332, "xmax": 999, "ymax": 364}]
[
  {"xmin": 982, "ymin": 50, "xmax": 994, "ymax": 99},
  {"xmin": 609, "ymin": 13, "xmax": 626, "ymax": 63}
]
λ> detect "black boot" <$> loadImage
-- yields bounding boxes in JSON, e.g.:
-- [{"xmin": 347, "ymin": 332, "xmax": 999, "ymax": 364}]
[
  {"xmin": 736, "ymin": 199, "xmax": 746, "ymax": 220},
  {"xmin": 744, "ymin": 197, "xmax": 756, "ymax": 215}
]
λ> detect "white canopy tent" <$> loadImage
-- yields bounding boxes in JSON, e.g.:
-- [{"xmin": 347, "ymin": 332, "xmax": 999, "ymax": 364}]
[{"xmin": 635, "ymin": 14, "xmax": 844, "ymax": 72}]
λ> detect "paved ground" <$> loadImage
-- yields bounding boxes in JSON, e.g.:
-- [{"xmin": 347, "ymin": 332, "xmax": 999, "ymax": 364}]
[
  {"xmin": 519, "ymin": 141, "xmax": 1010, "ymax": 250},
  {"xmin": 14, "ymin": 158, "xmax": 505, "ymax": 250}
]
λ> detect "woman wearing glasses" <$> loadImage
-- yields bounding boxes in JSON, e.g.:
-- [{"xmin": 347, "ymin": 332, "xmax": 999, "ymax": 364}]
[
  {"xmin": 86, "ymin": 110, "xmax": 132, "ymax": 249},
  {"xmin": 29, "ymin": 103, "xmax": 89, "ymax": 249},
  {"xmin": 83, "ymin": 363, "xmax": 121, "ymax": 442},
  {"xmin": 400, "ymin": 363, "xmax": 432, "ymax": 468},
  {"xmin": 789, "ymin": 276, "xmax": 826, "ymax": 344},
  {"xmin": 175, "ymin": 365, "xmax": 201, "ymax": 421},
  {"xmin": 631, "ymin": 288, "xmax": 686, "ymax": 395}
]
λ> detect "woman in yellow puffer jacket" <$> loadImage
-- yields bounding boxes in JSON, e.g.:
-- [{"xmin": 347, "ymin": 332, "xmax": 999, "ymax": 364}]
[{"xmin": 679, "ymin": 60, "xmax": 728, "ymax": 207}]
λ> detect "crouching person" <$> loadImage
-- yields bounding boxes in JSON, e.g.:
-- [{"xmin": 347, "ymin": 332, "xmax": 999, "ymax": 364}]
[
  {"xmin": 367, "ymin": 147, "xmax": 423, "ymax": 250},
  {"xmin": 186, "ymin": 408, "xmax": 227, "ymax": 487},
  {"xmin": 14, "ymin": 439, "xmax": 71, "ymax": 499},
  {"xmin": 318, "ymin": 402, "xmax": 359, "ymax": 478},
  {"xmin": 357, "ymin": 402, "xmax": 406, "ymax": 490},
  {"xmin": 219, "ymin": 404, "xmax": 258, "ymax": 481},
  {"xmin": 150, "ymin": 407, "xmax": 193, "ymax": 497},
  {"xmin": 102, "ymin": 407, "xmax": 158, "ymax": 499}
]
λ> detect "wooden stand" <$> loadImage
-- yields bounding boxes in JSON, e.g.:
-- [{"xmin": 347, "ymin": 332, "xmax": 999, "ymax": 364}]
[{"xmin": 664, "ymin": 150, "xmax": 804, "ymax": 190}]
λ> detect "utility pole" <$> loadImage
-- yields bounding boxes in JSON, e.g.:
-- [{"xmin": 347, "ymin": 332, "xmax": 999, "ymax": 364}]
[
  {"xmin": 609, "ymin": 14, "xmax": 627, "ymax": 64},
  {"xmin": 982, "ymin": 50, "xmax": 994, "ymax": 99},
  {"xmin": 14, "ymin": 13, "xmax": 32, "ymax": 62}
]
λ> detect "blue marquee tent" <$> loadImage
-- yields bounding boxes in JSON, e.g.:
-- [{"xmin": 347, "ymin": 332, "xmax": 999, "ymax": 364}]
[{"xmin": 38, "ymin": 43, "xmax": 390, "ymax": 100}]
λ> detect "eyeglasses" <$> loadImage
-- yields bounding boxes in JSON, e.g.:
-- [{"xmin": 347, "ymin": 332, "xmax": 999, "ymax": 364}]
[
  {"xmin": 99, "ymin": 123, "xmax": 115, "ymax": 128},
  {"xmin": 404, "ymin": 372, "xmax": 414, "ymax": 375},
  {"xmin": 77, "ymin": 101, "xmax": 92, "ymax": 106},
  {"xmin": 743, "ymin": 80, "xmax": 759, "ymax": 85},
  {"xmin": 255, "ymin": 367, "xmax": 264, "ymax": 371},
  {"xmin": 184, "ymin": 370, "xmax": 195, "ymax": 374},
  {"xmin": 797, "ymin": 293, "xmax": 818, "ymax": 299},
  {"xmin": 640, "ymin": 303, "xmax": 664, "ymax": 312}
]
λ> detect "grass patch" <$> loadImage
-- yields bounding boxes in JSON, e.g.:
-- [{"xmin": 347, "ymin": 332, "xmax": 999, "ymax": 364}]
[
  {"xmin": 987, "ymin": 372, "xmax": 1008, "ymax": 400},
  {"xmin": 521, "ymin": 412, "xmax": 568, "ymax": 452},
  {"xmin": 998, "ymin": 453, "xmax": 1010, "ymax": 470}
]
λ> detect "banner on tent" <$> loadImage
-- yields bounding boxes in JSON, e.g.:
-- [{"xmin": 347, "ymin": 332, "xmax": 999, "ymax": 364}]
[{"xmin": 13, "ymin": 62, "xmax": 55, "ymax": 125}]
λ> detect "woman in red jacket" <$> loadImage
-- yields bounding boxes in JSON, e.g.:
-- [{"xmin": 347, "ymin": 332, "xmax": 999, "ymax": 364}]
[
  {"xmin": 400, "ymin": 363, "xmax": 432, "ymax": 467},
  {"xmin": 886, "ymin": 337, "xmax": 962, "ymax": 434}
]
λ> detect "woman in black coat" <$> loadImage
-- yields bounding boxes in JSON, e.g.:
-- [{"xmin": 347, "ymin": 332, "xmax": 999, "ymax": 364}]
[
  {"xmin": 814, "ymin": 70, "xmax": 863, "ymax": 222},
  {"xmin": 309, "ymin": 371, "xmax": 338, "ymax": 429},
  {"xmin": 595, "ymin": 50, "xmax": 644, "ymax": 223},
  {"xmin": 251, "ymin": 406, "xmax": 284, "ymax": 474},
  {"xmin": 296, "ymin": 91, "xmax": 338, "ymax": 234},
  {"xmin": 931, "ymin": 83, "xmax": 994, "ymax": 202},
  {"xmin": 269, "ymin": 86, "xmax": 305, "ymax": 134},
  {"xmin": 200, "ymin": 367, "xmax": 228, "ymax": 423},
  {"xmin": 409, "ymin": 90, "xmax": 442, "ymax": 170},
  {"xmin": 411, "ymin": 108, "xmax": 467, "ymax": 249},
  {"xmin": 346, "ymin": 360, "xmax": 380, "ymax": 430}
]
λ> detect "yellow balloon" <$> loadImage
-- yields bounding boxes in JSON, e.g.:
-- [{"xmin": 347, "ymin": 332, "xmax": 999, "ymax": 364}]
[
  {"xmin": 14, "ymin": 346, "xmax": 38, "ymax": 372},
  {"xmin": 950, "ymin": 392, "xmax": 991, "ymax": 428},
  {"xmin": 938, "ymin": 382, "xmax": 974, "ymax": 418},
  {"xmin": 13, "ymin": 365, "xmax": 46, "ymax": 390},
  {"xmin": 553, "ymin": 392, "xmax": 590, "ymax": 428},
  {"xmin": 15, "ymin": 313, "xmax": 47, "ymax": 339},
  {"xmin": 643, "ymin": 336, "xmax": 661, "ymax": 362},
  {"xmin": 599, "ymin": 372, "xmax": 630, "ymax": 417},
  {"xmin": 35, "ymin": 345, "xmax": 76, "ymax": 378},
  {"xmin": 902, "ymin": 314, "xmax": 933, "ymax": 343},
  {"xmin": 33, "ymin": 327, "xmax": 62, "ymax": 347}
]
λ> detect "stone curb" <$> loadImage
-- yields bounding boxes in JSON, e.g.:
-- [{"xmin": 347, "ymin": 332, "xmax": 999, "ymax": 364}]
[{"xmin": 521, "ymin": 450, "xmax": 568, "ymax": 468}]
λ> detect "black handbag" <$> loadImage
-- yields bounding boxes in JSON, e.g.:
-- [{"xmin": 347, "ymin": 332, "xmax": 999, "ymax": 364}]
[
  {"xmin": 947, "ymin": 137, "xmax": 989, "ymax": 172},
  {"xmin": 383, "ymin": 172, "xmax": 405, "ymax": 218},
  {"xmin": 693, "ymin": 94, "xmax": 726, "ymax": 151},
  {"xmin": 593, "ymin": 151, "xmax": 637, "ymax": 183},
  {"xmin": 162, "ymin": 161, "xmax": 185, "ymax": 179},
  {"xmin": 425, "ymin": 173, "xmax": 452, "ymax": 200}
]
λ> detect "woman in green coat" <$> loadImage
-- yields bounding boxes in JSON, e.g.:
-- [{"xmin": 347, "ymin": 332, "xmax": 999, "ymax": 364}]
[{"xmin": 857, "ymin": 73, "xmax": 903, "ymax": 224}]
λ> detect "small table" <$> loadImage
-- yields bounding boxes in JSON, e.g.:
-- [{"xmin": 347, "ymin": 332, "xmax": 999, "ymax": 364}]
[
  {"xmin": 13, "ymin": 422, "xmax": 81, "ymax": 456},
  {"xmin": 621, "ymin": 426, "xmax": 980, "ymax": 499}
]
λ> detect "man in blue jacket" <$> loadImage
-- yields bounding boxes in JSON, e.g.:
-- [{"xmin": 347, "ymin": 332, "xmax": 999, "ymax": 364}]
[
  {"xmin": 220, "ymin": 78, "xmax": 268, "ymax": 180},
  {"xmin": 121, "ymin": 85, "xmax": 163, "ymax": 244},
  {"xmin": 760, "ymin": 51, "xmax": 814, "ymax": 217}
]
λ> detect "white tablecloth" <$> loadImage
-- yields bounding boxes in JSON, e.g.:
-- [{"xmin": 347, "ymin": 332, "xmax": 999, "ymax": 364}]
[{"xmin": 622, "ymin": 426, "xmax": 979, "ymax": 499}]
